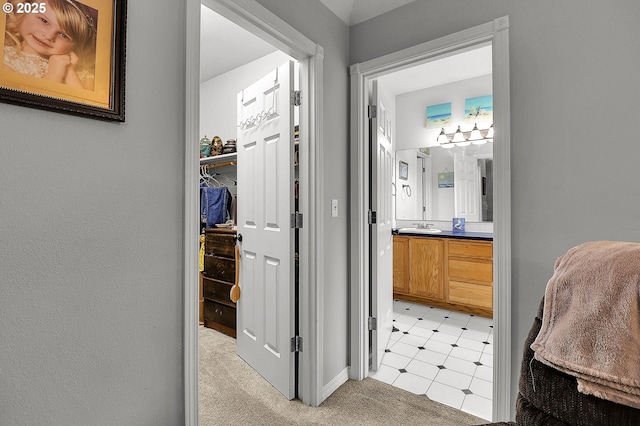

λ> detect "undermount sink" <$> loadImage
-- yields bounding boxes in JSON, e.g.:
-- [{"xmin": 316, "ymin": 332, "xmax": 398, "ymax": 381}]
[{"xmin": 397, "ymin": 227, "xmax": 442, "ymax": 234}]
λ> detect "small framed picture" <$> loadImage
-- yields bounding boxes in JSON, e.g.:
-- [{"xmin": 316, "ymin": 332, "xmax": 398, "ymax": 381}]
[{"xmin": 399, "ymin": 161, "xmax": 408, "ymax": 180}]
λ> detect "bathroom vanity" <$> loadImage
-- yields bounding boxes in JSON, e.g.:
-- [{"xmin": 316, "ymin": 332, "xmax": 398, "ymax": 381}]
[{"xmin": 393, "ymin": 231, "xmax": 493, "ymax": 318}]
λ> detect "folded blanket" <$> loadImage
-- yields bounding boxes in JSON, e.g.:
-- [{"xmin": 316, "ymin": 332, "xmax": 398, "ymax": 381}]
[
  {"xmin": 201, "ymin": 187, "xmax": 231, "ymax": 228},
  {"xmin": 531, "ymin": 241, "xmax": 640, "ymax": 409}
]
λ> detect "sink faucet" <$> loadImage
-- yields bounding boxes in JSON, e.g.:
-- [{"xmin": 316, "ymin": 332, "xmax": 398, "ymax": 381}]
[{"xmin": 412, "ymin": 223, "xmax": 434, "ymax": 230}]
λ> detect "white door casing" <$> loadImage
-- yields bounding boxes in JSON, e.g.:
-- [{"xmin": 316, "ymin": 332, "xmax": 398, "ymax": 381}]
[
  {"xmin": 350, "ymin": 17, "xmax": 511, "ymax": 421},
  {"xmin": 369, "ymin": 81, "xmax": 394, "ymax": 370},
  {"xmin": 236, "ymin": 61, "xmax": 296, "ymax": 399}
]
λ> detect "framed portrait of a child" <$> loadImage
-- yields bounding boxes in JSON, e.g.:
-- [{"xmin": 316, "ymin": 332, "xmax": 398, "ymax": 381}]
[{"xmin": 0, "ymin": 0, "xmax": 127, "ymax": 121}]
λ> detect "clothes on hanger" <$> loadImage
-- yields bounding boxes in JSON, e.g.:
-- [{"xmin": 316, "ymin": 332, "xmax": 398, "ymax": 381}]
[{"xmin": 201, "ymin": 186, "xmax": 232, "ymax": 228}]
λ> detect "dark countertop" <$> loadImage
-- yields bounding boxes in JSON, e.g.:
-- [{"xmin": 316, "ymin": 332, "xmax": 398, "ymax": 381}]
[{"xmin": 392, "ymin": 229, "xmax": 493, "ymax": 241}]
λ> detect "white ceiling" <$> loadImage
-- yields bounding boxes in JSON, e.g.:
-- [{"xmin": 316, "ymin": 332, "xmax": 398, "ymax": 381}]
[
  {"xmin": 318, "ymin": 0, "xmax": 416, "ymax": 26},
  {"xmin": 199, "ymin": 2, "xmax": 492, "ymax": 92},
  {"xmin": 200, "ymin": 5, "xmax": 276, "ymax": 82}
]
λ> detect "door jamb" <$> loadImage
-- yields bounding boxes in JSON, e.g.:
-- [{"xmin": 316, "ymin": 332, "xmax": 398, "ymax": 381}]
[
  {"xmin": 185, "ymin": 1, "xmax": 325, "ymax": 424},
  {"xmin": 349, "ymin": 17, "xmax": 511, "ymax": 422}
]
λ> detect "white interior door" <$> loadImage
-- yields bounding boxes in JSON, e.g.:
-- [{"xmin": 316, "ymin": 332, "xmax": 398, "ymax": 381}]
[
  {"xmin": 370, "ymin": 81, "xmax": 393, "ymax": 371},
  {"xmin": 236, "ymin": 61, "xmax": 295, "ymax": 399},
  {"xmin": 454, "ymin": 152, "xmax": 480, "ymax": 222}
]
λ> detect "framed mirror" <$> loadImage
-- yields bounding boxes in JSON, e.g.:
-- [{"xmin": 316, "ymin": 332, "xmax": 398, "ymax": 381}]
[{"xmin": 395, "ymin": 141, "xmax": 493, "ymax": 222}]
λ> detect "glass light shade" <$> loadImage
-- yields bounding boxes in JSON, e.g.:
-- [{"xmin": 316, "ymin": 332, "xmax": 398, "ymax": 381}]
[
  {"xmin": 436, "ymin": 128, "xmax": 449, "ymax": 145},
  {"xmin": 485, "ymin": 124, "xmax": 494, "ymax": 139},
  {"xmin": 441, "ymin": 142, "xmax": 455, "ymax": 149},
  {"xmin": 451, "ymin": 125, "xmax": 466, "ymax": 143},
  {"xmin": 469, "ymin": 123, "xmax": 482, "ymax": 141}
]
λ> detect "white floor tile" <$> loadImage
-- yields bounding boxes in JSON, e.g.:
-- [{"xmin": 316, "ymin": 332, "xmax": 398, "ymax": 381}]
[
  {"xmin": 474, "ymin": 364, "xmax": 493, "ymax": 382},
  {"xmin": 460, "ymin": 328, "xmax": 492, "ymax": 343},
  {"xmin": 434, "ymin": 367, "xmax": 473, "ymax": 390},
  {"xmin": 407, "ymin": 326, "xmax": 434, "ymax": 340},
  {"xmin": 449, "ymin": 346, "xmax": 482, "ymax": 362},
  {"xmin": 414, "ymin": 348, "xmax": 448, "ymax": 366},
  {"xmin": 469, "ymin": 376, "xmax": 493, "ymax": 399},
  {"xmin": 393, "ymin": 372, "xmax": 432, "ymax": 395},
  {"xmin": 397, "ymin": 333, "xmax": 428, "ymax": 348},
  {"xmin": 426, "ymin": 381, "xmax": 465, "ymax": 409},
  {"xmin": 405, "ymin": 358, "xmax": 441, "ymax": 380},
  {"xmin": 381, "ymin": 352, "xmax": 412, "ymax": 369},
  {"xmin": 441, "ymin": 317, "xmax": 469, "ymax": 328},
  {"xmin": 456, "ymin": 336, "xmax": 487, "ymax": 353},
  {"xmin": 394, "ymin": 314, "xmax": 420, "ymax": 327},
  {"xmin": 443, "ymin": 356, "xmax": 478, "ymax": 376},
  {"xmin": 412, "ymin": 317, "xmax": 443, "ymax": 330},
  {"xmin": 369, "ymin": 364, "xmax": 400, "ymax": 385},
  {"xmin": 388, "ymin": 341, "xmax": 420, "ymax": 358},
  {"xmin": 461, "ymin": 394, "xmax": 492, "ymax": 421},
  {"xmin": 392, "ymin": 321, "xmax": 412, "ymax": 332},
  {"xmin": 374, "ymin": 300, "xmax": 493, "ymax": 421},
  {"xmin": 423, "ymin": 339, "xmax": 454, "ymax": 356},
  {"xmin": 480, "ymin": 352, "xmax": 493, "ymax": 366},
  {"xmin": 430, "ymin": 330, "xmax": 459, "ymax": 345},
  {"xmin": 438, "ymin": 323, "xmax": 465, "ymax": 337}
]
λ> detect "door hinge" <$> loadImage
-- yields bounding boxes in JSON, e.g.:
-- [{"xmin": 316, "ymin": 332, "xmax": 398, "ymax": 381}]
[
  {"xmin": 368, "ymin": 210, "xmax": 377, "ymax": 225},
  {"xmin": 291, "ymin": 212, "xmax": 304, "ymax": 229},
  {"xmin": 291, "ymin": 336, "xmax": 303, "ymax": 352},
  {"xmin": 368, "ymin": 105, "xmax": 377, "ymax": 119},
  {"xmin": 291, "ymin": 90, "xmax": 302, "ymax": 106},
  {"xmin": 368, "ymin": 317, "xmax": 377, "ymax": 331}
]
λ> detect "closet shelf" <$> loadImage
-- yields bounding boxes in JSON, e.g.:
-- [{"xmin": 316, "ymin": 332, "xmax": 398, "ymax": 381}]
[{"xmin": 200, "ymin": 152, "xmax": 237, "ymax": 166}]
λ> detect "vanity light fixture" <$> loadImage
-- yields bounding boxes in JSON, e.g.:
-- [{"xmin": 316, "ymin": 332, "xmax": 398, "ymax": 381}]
[{"xmin": 436, "ymin": 123, "xmax": 493, "ymax": 148}]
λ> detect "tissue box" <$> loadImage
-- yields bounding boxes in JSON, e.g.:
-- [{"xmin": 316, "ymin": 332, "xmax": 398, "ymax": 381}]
[{"xmin": 453, "ymin": 217, "xmax": 465, "ymax": 233}]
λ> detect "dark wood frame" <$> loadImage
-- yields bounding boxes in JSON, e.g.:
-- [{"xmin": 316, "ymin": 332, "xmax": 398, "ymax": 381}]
[{"xmin": 0, "ymin": 0, "xmax": 127, "ymax": 121}]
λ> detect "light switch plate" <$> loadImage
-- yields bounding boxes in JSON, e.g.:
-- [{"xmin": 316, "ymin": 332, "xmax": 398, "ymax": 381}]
[{"xmin": 331, "ymin": 199, "xmax": 338, "ymax": 217}]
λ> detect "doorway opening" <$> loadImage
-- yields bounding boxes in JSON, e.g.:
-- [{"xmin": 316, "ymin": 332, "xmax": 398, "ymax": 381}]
[
  {"xmin": 349, "ymin": 16, "xmax": 511, "ymax": 422},
  {"xmin": 184, "ymin": 1, "xmax": 326, "ymax": 423}
]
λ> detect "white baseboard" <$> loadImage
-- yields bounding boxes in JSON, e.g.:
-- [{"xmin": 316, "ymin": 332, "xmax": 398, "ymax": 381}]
[{"xmin": 322, "ymin": 367, "xmax": 349, "ymax": 401}]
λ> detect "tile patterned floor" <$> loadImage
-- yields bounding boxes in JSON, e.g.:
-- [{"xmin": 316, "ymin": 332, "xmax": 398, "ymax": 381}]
[{"xmin": 370, "ymin": 299, "xmax": 494, "ymax": 421}]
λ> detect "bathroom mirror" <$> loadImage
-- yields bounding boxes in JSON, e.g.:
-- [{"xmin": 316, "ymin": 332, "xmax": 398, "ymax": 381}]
[{"xmin": 395, "ymin": 141, "xmax": 493, "ymax": 222}]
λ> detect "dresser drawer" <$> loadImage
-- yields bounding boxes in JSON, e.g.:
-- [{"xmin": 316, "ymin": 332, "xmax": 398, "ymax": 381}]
[
  {"xmin": 448, "ymin": 258, "xmax": 493, "ymax": 284},
  {"xmin": 205, "ymin": 230, "xmax": 236, "ymax": 257},
  {"xmin": 204, "ymin": 300, "xmax": 236, "ymax": 330},
  {"xmin": 203, "ymin": 254, "xmax": 235, "ymax": 282},
  {"xmin": 448, "ymin": 240, "xmax": 492, "ymax": 259},
  {"xmin": 203, "ymin": 276, "xmax": 235, "ymax": 307},
  {"xmin": 449, "ymin": 281, "xmax": 492, "ymax": 309}
]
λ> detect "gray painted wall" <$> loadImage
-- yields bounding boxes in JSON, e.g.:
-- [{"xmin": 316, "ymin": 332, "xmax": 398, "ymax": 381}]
[
  {"xmin": 351, "ymin": 0, "xmax": 640, "ymax": 412},
  {"xmin": 256, "ymin": 1, "xmax": 351, "ymax": 387},
  {"xmin": 0, "ymin": 1, "xmax": 185, "ymax": 424}
]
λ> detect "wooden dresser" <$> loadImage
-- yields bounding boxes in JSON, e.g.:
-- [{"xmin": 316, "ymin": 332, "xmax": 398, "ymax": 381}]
[{"xmin": 203, "ymin": 228, "xmax": 237, "ymax": 337}]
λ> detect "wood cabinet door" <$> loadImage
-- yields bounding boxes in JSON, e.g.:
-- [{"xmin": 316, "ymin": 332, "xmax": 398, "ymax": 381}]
[
  {"xmin": 393, "ymin": 236, "xmax": 410, "ymax": 293},
  {"xmin": 409, "ymin": 238, "xmax": 444, "ymax": 300}
]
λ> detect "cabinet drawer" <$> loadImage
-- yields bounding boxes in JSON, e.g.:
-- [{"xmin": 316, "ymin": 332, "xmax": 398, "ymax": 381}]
[
  {"xmin": 448, "ymin": 258, "xmax": 493, "ymax": 284},
  {"xmin": 204, "ymin": 300, "xmax": 236, "ymax": 329},
  {"xmin": 203, "ymin": 254, "xmax": 235, "ymax": 283},
  {"xmin": 448, "ymin": 240, "xmax": 492, "ymax": 259},
  {"xmin": 203, "ymin": 276, "xmax": 235, "ymax": 307},
  {"xmin": 449, "ymin": 281, "xmax": 492, "ymax": 309},
  {"xmin": 205, "ymin": 230, "xmax": 236, "ymax": 257}
]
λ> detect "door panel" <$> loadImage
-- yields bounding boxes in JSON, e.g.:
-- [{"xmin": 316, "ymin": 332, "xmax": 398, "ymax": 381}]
[
  {"xmin": 370, "ymin": 81, "xmax": 394, "ymax": 371},
  {"xmin": 236, "ymin": 61, "xmax": 295, "ymax": 399},
  {"xmin": 454, "ymin": 152, "xmax": 480, "ymax": 222}
]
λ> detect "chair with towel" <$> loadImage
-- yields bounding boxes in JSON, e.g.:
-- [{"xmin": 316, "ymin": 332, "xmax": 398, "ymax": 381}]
[{"xmin": 483, "ymin": 241, "xmax": 640, "ymax": 425}]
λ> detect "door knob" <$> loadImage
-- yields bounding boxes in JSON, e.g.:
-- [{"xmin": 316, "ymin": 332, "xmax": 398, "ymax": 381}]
[{"xmin": 236, "ymin": 233, "xmax": 243, "ymax": 243}]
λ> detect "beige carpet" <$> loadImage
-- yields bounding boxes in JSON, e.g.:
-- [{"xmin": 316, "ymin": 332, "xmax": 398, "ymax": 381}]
[{"xmin": 199, "ymin": 326, "xmax": 487, "ymax": 425}]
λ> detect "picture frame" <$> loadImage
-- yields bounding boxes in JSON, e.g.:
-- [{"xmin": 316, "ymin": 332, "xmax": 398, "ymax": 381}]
[
  {"xmin": 399, "ymin": 161, "xmax": 408, "ymax": 180},
  {"xmin": 0, "ymin": 0, "xmax": 127, "ymax": 121}
]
